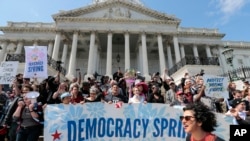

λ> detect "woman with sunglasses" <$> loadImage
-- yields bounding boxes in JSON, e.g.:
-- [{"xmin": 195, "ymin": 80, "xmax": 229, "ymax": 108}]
[{"xmin": 181, "ymin": 102, "xmax": 224, "ymax": 141}]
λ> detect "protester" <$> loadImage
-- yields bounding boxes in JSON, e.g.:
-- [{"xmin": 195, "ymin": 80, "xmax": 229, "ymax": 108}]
[
  {"xmin": 181, "ymin": 102, "xmax": 224, "ymax": 141},
  {"xmin": 52, "ymin": 82, "xmax": 68, "ymax": 104},
  {"xmin": 13, "ymin": 94, "xmax": 42, "ymax": 141},
  {"xmin": 60, "ymin": 92, "xmax": 71, "ymax": 104},
  {"xmin": 225, "ymin": 98, "xmax": 247, "ymax": 125},
  {"xmin": 84, "ymin": 87, "xmax": 102, "ymax": 103},
  {"xmin": 104, "ymin": 84, "xmax": 128, "ymax": 104},
  {"xmin": 70, "ymin": 85, "xmax": 84, "ymax": 104},
  {"xmin": 128, "ymin": 86, "xmax": 146, "ymax": 104},
  {"xmin": 165, "ymin": 81, "xmax": 177, "ymax": 104},
  {"xmin": 170, "ymin": 90, "xmax": 188, "ymax": 107},
  {"xmin": 147, "ymin": 85, "xmax": 164, "ymax": 103}
]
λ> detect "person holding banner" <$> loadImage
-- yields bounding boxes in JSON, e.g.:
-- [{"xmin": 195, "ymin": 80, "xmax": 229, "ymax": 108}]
[
  {"xmin": 84, "ymin": 87, "xmax": 102, "ymax": 103},
  {"xmin": 60, "ymin": 92, "xmax": 72, "ymax": 104},
  {"xmin": 104, "ymin": 83, "xmax": 128, "ymax": 104},
  {"xmin": 128, "ymin": 86, "xmax": 147, "ymax": 104},
  {"xmin": 181, "ymin": 102, "xmax": 224, "ymax": 141}
]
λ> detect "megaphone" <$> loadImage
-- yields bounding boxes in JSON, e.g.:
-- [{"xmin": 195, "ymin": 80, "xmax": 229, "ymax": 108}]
[{"xmin": 26, "ymin": 91, "xmax": 40, "ymax": 103}]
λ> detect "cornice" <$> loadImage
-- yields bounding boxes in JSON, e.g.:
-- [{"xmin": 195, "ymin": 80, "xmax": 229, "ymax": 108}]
[
  {"xmin": 178, "ymin": 31, "xmax": 225, "ymax": 38},
  {"xmin": 55, "ymin": 17, "xmax": 179, "ymax": 25},
  {"xmin": 0, "ymin": 27, "xmax": 57, "ymax": 33}
]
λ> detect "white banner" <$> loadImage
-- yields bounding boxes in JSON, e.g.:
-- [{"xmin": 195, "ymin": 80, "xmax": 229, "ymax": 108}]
[
  {"xmin": 0, "ymin": 61, "xmax": 19, "ymax": 84},
  {"xmin": 44, "ymin": 103, "xmax": 231, "ymax": 141},
  {"xmin": 203, "ymin": 75, "xmax": 229, "ymax": 99},
  {"xmin": 24, "ymin": 46, "xmax": 48, "ymax": 78}
]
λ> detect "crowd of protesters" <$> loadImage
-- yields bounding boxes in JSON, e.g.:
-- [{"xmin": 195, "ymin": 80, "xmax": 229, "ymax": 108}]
[{"xmin": 0, "ymin": 68, "xmax": 250, "ymax": 140}]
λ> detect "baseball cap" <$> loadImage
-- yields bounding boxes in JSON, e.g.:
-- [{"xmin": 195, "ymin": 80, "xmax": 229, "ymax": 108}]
[
  {"xmin": 232, "ymin": 98, "xmax": 246, "ymax": 108},
  {"xmin": 60, "ymin": 92, "xmax": 71, "ymax": 100}
]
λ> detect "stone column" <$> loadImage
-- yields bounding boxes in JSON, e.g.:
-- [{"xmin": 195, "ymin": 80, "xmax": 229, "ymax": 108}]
[
  {"xmin": 157, "ymin": 34, "xmax": 166, "ymax": 75},
  {"xmin": 124, "ymin": 32, "xmax": 130, "ymax": 71},
  {"xmin": 138, "ymin": 45, "xmax": 143, "ymax": 73},
  {"xmin": 141, "ymin": 33, "xmax": 150, "ymax": 81},
  {"xmin": 173, "ymin": 36, "xmax": 181, "ymax": 63},
  {"xmin": 105, "ymin": 32, "xmax": 113, "ymax": 78},
  {"xmin": 66, "ymin": 31, "xmax": 78, "ymax": 80},
  {"xmin": 0, "ymin": 41, "xmax": 8, "ymax": 62},
  {"xmin": 96, "ymin": 46, "xmax": 100, "ymax": 73},
  {"xmin": 33, "ymin": 40, "xmax": 38, "ymax": 46},
  {"xmin": 92, "ymin": 43, "xmax": 98, "ymax": 73},
  {"xmin": 85, "ymin": 32, "xmax": 96, "ymax": 80},
  {"xmin": 193, "ymin": 45, "xmax": 199, "ymax": 57},
  {"xmin": 15, "ymin": 41, "xmax": 23, "ymax": 54},
  {"xmin": 167, "ymin": 44, "xmax": 173, "ymax": 68},
  {"xmin": 61, "ymin": 42, "xmax": 68, "ymax": 68},
  {"xmin": 193, "ymin": 44, "xmax": 200, "ymax": 64},
  {"xmin": 52, "ymin": 32, "xmax": 61, "ymax": 61},
  {"xmin": 180, "ymin": 44, "xmax": 185, "ymax": 58},
  {"xmin": 47, "ymin": 41, "xmax": 54, "ymax": 57},
  {"xmin": 205, "ymin": 45, "xmax": 212, "ymax": 57}
]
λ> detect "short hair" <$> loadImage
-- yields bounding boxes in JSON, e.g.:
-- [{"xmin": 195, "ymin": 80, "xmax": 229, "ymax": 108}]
[
  {"xmin": 89, "ymin": 87, "xmax": 97, "ymax": 94},
  {"xmin": 183, "ymin": 102, "xmax": 217, "ymax": 132}
]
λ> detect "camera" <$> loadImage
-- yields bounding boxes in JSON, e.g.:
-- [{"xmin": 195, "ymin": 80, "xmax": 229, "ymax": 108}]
[{"xmin": 200, "ymin": 69, "xmax": 204, "ymax": 76}]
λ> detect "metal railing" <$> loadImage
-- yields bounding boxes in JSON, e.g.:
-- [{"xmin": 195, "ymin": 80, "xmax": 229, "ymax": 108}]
[
  {"xmin": 168, "ymin": 56, "xmax": 220, "ymax": 75},
  {"xmin": 220, "ymin": 66, "xmax": 250, "ymax": 81},
  {"xmin": 5, "ymin": 53, "xmax": 66, "ymax": 75}
]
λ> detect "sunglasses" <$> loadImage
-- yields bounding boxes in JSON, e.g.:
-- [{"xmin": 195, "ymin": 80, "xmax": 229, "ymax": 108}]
[{"xmin": 180, "ymin": 116, "xmax": 194, "ymax": 121}]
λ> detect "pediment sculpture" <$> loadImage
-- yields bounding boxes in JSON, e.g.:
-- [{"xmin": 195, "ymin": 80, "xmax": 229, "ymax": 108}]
[{"xmin": 103, "ymin": 7, "xmax": 131, "ymax": 19}]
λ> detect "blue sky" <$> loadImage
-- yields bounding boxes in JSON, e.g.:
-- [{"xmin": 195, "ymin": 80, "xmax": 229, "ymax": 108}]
[{"xmin": 0, "ymin": 0, "xmax": 249, "ymax": 41}]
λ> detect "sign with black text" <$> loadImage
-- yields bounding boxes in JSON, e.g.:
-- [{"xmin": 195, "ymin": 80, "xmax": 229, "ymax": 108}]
[{"xmin": 0, "ymin": 61, "xmax": 19, "ymax": 84}]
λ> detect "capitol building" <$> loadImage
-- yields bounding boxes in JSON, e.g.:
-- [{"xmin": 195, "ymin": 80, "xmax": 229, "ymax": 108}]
[{"xmin": 1, "ymin": 0, "xmax": 250, "ymax": 82}]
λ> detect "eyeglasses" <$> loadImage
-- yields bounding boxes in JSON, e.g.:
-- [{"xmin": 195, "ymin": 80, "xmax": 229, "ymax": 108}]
[{"xmin": 180, "ymin": 116, "xmax": 195, "ymax": 121}]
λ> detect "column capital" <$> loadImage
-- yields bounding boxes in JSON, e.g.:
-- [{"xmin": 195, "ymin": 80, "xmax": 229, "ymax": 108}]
[
  {"xmin": 156, "ymin": 32, "xmax": 163, "ymax": 36},
  {"xmin": 122, "ymin": 29, "xmax": 130, "ymax": 34},
  {"xmin": 33, "ymin": 40, "xmax": 40, "ymax": 45},
  {"xmin": 73, "ymin": 30, "xmax": 80, "ymax": 34},
  {"xmin": 63, "ymin": 39, "xmax": 70, "ymax": 44},
  {"xmin": 1, "ymin": 39, "xmax": 10, "ymax": 43},
  {"xmin": 17, "ymin": 39, "xmax": 25, "ymax": 43},
  {"xmin": 55, "ymin": 30, "xmax": 63, "ymax": 34}
]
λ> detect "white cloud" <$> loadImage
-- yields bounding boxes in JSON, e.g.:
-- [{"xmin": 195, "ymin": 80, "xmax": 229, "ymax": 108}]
[
  {"xmin": 212, "ymin": 0, "xmax": 248, "ymax": 24},
  {"xmin": 217, "ymin": 0, "xmax": 246, "ymax": 15}
]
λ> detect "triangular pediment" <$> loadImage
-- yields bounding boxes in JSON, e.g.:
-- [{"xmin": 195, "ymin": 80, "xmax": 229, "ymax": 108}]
[{"xmin": 52, "ymin": 0, "xmax": 180, "ymax": 23}]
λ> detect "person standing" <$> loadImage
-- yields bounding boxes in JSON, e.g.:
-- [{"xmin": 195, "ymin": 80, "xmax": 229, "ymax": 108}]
[
  {"xmin": 180, "ymin": 102, "xmax": 224, "ymax": 141},
  {"xmin": 13, "ymin": 95, "xmax": 42, "ymax": 141}
]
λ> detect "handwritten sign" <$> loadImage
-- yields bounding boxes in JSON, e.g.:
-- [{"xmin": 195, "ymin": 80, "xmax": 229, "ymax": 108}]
[
  {"xmin": 24, "ymin": 46, "xmax": 47, "ymax": 78},
  {"xmin": 203, "ymin": 75, "xmax": 229, "ymax": 99},
  {"xmin": 44, "ymin": 103, "xmax": 231, "ymax": 141},
  {"xmin": 0, "ymin": 61, "xmax": 19, "ymax": 84}
]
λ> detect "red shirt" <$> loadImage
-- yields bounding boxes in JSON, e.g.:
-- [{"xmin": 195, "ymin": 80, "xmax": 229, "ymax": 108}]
[
  {"xmin": 191, "ymin": 133, "xmax": 217, "ymax": 141},
  {"xmin": 70, "ymin": 94, "xmax": 84, "ymax": 103}
]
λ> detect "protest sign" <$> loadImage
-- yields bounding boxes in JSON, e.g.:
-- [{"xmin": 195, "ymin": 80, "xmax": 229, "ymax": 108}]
[
  {"xmin": 24, "ymin": 46, "xmax": 47, "ymax": 78},
  {"xmin": 44, "ymin": 103, "xmax": 231, "ymax": 141},
  {"xmin": 203, "ymin": 75, "xmax": 229, "ymax": 99},
  {"xmin": 0, "ymin": 61, "xmax": 19, "ymax": 84}
]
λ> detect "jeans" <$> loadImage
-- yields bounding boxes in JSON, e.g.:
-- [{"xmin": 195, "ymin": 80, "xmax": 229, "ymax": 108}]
[{"xmin": 16, "ymin": 125, "xmax": 42, "ymax": 141}]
